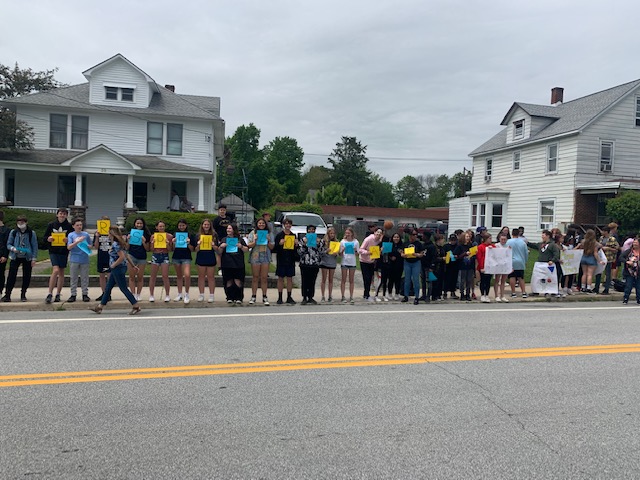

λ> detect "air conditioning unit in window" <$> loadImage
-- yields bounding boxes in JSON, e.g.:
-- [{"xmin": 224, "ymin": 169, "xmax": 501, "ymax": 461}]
[
  {"xmin": 600, "ymin": 164, "xmax": 612, "ymax": 172},
  {"xmin": 484, "ymin": 175, "xmax": 491, "ymax": 182}
]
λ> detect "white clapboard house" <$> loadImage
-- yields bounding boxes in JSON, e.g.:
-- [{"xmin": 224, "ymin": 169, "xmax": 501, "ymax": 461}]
[
  {"xmin": 449, "ymin": 80, "xmax": 640, "ymax": 235},
  {"xmin": 0, "ymin": 54, "xmax": 224, "ymax": 225}
]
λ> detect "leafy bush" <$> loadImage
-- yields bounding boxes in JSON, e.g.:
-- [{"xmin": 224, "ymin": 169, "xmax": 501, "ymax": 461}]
[
  {"xmin": 123, "ymin": 211, "xmax": 218, "ymax": 235},
  {"xmin": 1, "ymin": 208, "xmax": 60, "ymax": 249}
]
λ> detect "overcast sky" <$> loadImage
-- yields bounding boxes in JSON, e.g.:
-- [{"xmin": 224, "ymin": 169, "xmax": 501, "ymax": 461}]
[{"xmin": 3, "ymin": 0, "xmax": 639, "ymax": 184}]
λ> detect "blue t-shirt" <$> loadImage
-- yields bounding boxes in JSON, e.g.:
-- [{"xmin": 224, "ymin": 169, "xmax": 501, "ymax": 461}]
[
  {"xmin": 68, "ymin": 231, "xmax": 91, "ymax": 264},
  {"xmin": 506, "ymin": 237, "xmax": 529, "ymax": 270},
  {"xmin": 109, "ymin": 240, "xmax": 127, "ymax": 268}
]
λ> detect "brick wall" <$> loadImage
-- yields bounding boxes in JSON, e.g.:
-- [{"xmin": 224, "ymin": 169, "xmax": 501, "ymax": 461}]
[{"xmin": 573, "ymin": 192, "xmax": 597, "ymax": 225}]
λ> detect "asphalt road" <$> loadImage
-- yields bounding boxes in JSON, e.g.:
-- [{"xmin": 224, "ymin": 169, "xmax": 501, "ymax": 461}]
[{"xmin": 2, "ymin": 302, "xmax": 640, "ymax": 479}]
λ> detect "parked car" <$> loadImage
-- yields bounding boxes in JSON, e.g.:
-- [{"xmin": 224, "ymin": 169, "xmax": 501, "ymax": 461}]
[
  {"xmin": 274, "ymin": 212, "xmax": 329, "ymax": 240},
  {"xmin": 419, "ymin": 222, "xmax": 448, "ymax": 236}
]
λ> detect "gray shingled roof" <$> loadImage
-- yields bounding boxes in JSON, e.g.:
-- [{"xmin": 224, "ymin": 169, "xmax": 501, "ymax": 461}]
[
  {"xmin": 470, "ymin": 79, "xmax": 640, "ymax": 157},
  {"xmin": 2, "ymin": 83, "xmax": 221, "ymax": 121},
  {"xmin": 0, "ymin": 149, "xmax": 209, "ymax": 173}
]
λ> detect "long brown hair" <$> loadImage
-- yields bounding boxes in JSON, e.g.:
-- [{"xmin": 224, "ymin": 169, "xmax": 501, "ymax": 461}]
[
  {"xmin": 582, "ymin": 229, "xmax": 597, "ymax": 256},
  {"xmin": 109, "ymin": 226, "xmax": 129, "ymax": 249}
]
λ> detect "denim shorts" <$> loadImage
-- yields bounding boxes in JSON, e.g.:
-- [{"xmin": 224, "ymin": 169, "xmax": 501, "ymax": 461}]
[
  {"xmin": 341, "ymin": 265, "xmax": 356, "ymax": 270},
  {"xmin": 172, "ymin": 258, "xmax": 192, "ymax": 265},
  {"xmin": 129, "ymin": 256, "xmax": 147, "ymax": 267},
  {"xmin": 151, "ymin": 253, "xmax": 169, "ymax": 265},
  {"xmin": 581, "ymin": 254, "xmax": 597, "ymax": 266},
  {"xmin": 250, "ymin": 251, "xmax": 271, "ymax": 265},
  {"xmin": 50, "ymin": 253, "xmax": 69, "ymax": 268}
]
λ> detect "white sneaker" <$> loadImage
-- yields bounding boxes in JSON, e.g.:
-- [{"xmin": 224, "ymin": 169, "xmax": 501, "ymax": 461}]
[
  {"xmin": 501, "ymin": 296, "xmax": 509, "ymax": 303},
  {"xmin": 367, "ymin": 297, "xmax": 374, "ymax": 302},
  {"xmin": 383, "ymin": 296, "xmax": 389, "ymax": 302},
  {"xmin": 134, "ymin": 294, "xmax": 140, "ymax": 301},
  {"xmin": 164, "ymin": 295, "xmax": 171, "ymax": 303},
  {"xmin": 208, "ymin": 295, "xmax": 214, "ymax": 303},
  {"xmin": 374, "ymin": 296, "xmax": 382, "ymax": 302},
  {"xmin": 184, "ymin": 293, "xmax": 190, "ymax": 304},
  {"xmin": 149, "ymin": 295, "xmax": 155, "ymax": 303},
  {"xmin": 174, "ymin": 294, "xmax": 182, "ymax": 302},
  {"xmin": 495, "ymin": 296, "xmax": 501, "ymax": 302},
  {"xmin": 198, "ymin": 294, "xmax": 204, "ymax": 302}
]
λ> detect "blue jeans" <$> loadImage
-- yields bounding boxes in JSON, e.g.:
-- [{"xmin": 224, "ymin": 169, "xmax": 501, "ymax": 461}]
[
  {"xmin": 623, "ymin": 275, "xmax": 640, "ymax": 303},
  {"xmin": 404, "ymin": 260, "xmax": 421, "ymax": 298},
  {"xmin": 101, "ymin": 264, "xmax": 137, "ymax": 306}
]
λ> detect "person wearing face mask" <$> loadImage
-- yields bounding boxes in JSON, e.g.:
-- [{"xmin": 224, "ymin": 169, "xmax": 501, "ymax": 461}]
[{"xmin": 2, "ymin": 216, "xmax": 38, "ymax": 302}]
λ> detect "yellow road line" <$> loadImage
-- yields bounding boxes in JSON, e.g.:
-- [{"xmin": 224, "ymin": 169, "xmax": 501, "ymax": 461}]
[{"xmin": 2, "ymin": 343, "xmax": 640, "ymax": 387}]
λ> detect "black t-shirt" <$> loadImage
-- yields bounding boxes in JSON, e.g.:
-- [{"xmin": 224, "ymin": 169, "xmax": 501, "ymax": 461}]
[
  {"xmin": 172, "ymin": 232, "xmax": 197, "ymax": 260},
  {"xmin": 402, "ymin": 240, "xmax": 424, "ymax": 263},
  {"xmin": 44, "ymin": 219, "xmax": 73, "ymax": 255},
  {"xmin": 220, "ymin": 236, "xmax": 247, "ymax": 269},
  {"xmin": 273, "ymin": 231, "xmax": 297, "ymax": 266},
  {"xmin": 212, "ymin": 216, "xmax": 231, "ymax": 241}
]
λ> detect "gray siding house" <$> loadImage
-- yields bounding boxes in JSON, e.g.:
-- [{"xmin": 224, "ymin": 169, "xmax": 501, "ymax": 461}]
[
  {"xmin": 449, "ymin": 80, "xmax": 640, "ymax": 234},
  {"xmin": 0, "ymin": 54, "xmax": 225, "ymax": 225}
]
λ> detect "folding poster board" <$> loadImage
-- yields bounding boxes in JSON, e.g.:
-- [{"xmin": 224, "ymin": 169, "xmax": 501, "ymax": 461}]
[
  {"xmin": 129, "ymin": 229, "xmax": 143, "ymax": 246},
  {"xmin": 560, "ymin": 249, "xmax": 583, "ymax": 276},
  {"xmin": 484, "ymin": 248, "xmax": 512, "ymax": 275},
  {"xmin": 200, "ymin": 235, "xmax": 213, "ymax": 250},
  {"xmin": 531, "ymin": 262, "xmax": 559, "ymax": 294}
]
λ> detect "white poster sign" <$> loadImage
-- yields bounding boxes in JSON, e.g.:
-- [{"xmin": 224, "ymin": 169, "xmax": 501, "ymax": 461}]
[
  {"xmin": 594, "ymin": 249, "xmax": 608, "ymax": 275},
  {"xmin": 484, "ymin": 247, "xmax": 512, "ymax": 275},
  {"xmin": 531, "ymin": 262, "xmax": 559, "ymax": 294},
  {"xmin": 560, "ymin": 249, "xmax": 583, "ymax": 276}
]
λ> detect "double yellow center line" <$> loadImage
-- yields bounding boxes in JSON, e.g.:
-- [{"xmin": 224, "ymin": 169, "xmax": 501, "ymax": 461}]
[{"xmin": 2, "ymin": 343, "xmax": 639, "ymax": 388}]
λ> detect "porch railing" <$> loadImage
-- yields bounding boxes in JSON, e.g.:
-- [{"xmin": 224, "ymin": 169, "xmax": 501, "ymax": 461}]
[{"xmin": 8, "ymin": 206, "xmax": 58, "ymax": 214}]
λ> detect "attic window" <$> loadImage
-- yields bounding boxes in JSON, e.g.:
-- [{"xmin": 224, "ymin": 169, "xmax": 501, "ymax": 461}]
[
  {"xmin": 105, "ymin": 86, "xmax": 118, "ymax": 100},
  {"xmin": 104, "ymin": 85, "xmax": 135, "ymax": 102},
  {"xmin": 121, "ymin": 88, "xmax": 134, "ymax": 102},
  {"xmin": 514, "ymin": 120, "xmax": 524, "ymax": 139}
]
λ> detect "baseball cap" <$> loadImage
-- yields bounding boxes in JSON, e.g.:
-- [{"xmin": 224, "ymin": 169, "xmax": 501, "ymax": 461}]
[{"xmin": 476, "ymin": 226, "xmax": 487, "ymax": 233}]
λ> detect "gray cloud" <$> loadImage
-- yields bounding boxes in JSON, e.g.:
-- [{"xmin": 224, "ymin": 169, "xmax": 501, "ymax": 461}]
[{"xmin": 3, "ymin": 0, "xmax": 639, "ymax": 183}]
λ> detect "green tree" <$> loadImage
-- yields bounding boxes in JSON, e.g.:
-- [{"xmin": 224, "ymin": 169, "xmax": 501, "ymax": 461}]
[
  {"xmin": 370, "ymin": 173, "xmax": 398, "ymax": 207},
  {"xmin": 451, "ymin": 169, "xmax": 472, "ymax": 198},
  {"xmin": 327, "ymin": 136, "xmax": 373, "ymax": 206},
  {"xmin": 0, "ymin": 62, "xmax": 63, "ymax": 151},
  {"xmin": 606, "ymin": 190, "xmax": 640, "ymax": 233},
  {"xmin": 220, "ymin": 124, "xmax": 270, "ymax": 209},
  {"xmin": 420, "ymin": 174, "xmax": 453, "ymax": 207},
  {"xmin": 299, "ymin": 165, "xmax": 332, "ymax": 201},
  {"xmin": 263, "ymin": 136, "xmax": 304, "ymax": 198},
  {"xmin": 316, "ymin": 183, "xmax": 347, "ymax": 205},
  {"xmin": 394, "ymin": 175, "xmax": 427, "ymax": 208}
]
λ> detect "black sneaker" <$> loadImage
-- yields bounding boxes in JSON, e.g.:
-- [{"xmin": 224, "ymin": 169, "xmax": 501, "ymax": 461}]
[
  {"xmin": 623, "ymin": 298, "xmax": 629, "ymax": 304},
  {"xmin": 413, "ymin": 298, "xmax": 419, "ymax": 305},
  {"xmin": 20, "ymin": 294, "xmax": 27, "ymax": 302},
  {"xmin": 1, "ymin": 295, "xmax": 10, "ymax": 302},
  {"xmin": 401, "ymin": 296, "xmax": 408, "ymax": 303},
  {"xmin": 309, "ymin": 298, "xmax": 318, "ymax": 305},
  {"xmin": 95, "ymin": 294, "xmax": 103, "ymax": 302},
  {"xmin": 67, "ymin": 295, "xmax": 77, "ymax": 303},
  {"xmin": 82, "ymin": 295, "xmax": 91, "ymax": 302},
  {"xmin": 286, "ymin": 297, "xmax": 296, "ymax": 305},
  {"xmin": 54, "ymin": 294, "xmax": 61, "ymax": 303},
  {"xmin": 46, "ymin": 294, "xmax": 53, "ymax": 304},
  {"xmin": 277, "ymin": 299, "xmax": 284, "ymax": 305},
  {"xmin": 301, "ymin": 298, "xmax": 308, "ymax": 305}
]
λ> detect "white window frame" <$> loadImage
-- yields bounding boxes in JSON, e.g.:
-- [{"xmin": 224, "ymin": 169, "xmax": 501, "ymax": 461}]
[
  {"xmin": 599, "ymin": 140, "xmax": 614, "ymax": 173},
  {"xmin": 513, "ymin": 151, "xmax": 521, "ymax": 171},
  {"xmin": 546, "ymin": 143, "xmax": 558, "ymax": 174},
  {"xmin": 71, "ymin": 115, "xmax": 89, "ymax": 150},
  {"xmin": 49, "ymin": 114, "xmax": 68, "ymax": 149},
  {"xmin": 491, "ymin": 203, "xmax": 503, "ymax": 228},
  {"xmin": 513, "ymin": 120, "xmax": 524, "ymax": 140},
  {"xmin": 104, "ymin": 84, "xmax": 136, "ymax": 102},
  {"xmin": 166, "ymin": 123, "xmax": 183, "ymax": 156},
  {"xmin": 471, "ymin": 202, "xmax": 504, "ymax": 228},
  {"xmin": 147, "ymin": 122, "xmax": 164, "ymax": 155},
  {"xmin": 539, "ymin": 199, "xmax": 555, "ymax": 230},
  {"xmin": 484, "ymin": 157, "xmax": 492, "ymax": 182}
]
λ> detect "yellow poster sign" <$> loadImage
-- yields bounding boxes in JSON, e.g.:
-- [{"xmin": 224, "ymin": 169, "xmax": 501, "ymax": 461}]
[
  {"xmin": 329, "ymin": 241, "xmax": 340, "ymax": 255},
  {"xmin": 52, "ymin": 232, "xmax": 66, "ymax": 247},
  {"xmin": 200, "ymin": 235, "xmax": 213, "ymax": 251},
  {"xmin": 154, "ymin": 233, "xmax": 167, "ymax": 249},
  {"xmin": 97, "ymin": 219, "xmax": 111, "ymax": 235},
  {"xmin": 370, "ymin": 245, "xmax": 381, "ymax": 259},
  {"xmin": 283, "ymin": 235, "xmax": 295, "ymax": 250}
]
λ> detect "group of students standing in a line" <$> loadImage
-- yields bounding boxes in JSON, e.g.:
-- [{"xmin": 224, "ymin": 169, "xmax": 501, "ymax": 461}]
[{"xmin": 1, "ymin": 204, "xmax": 637, "ymax": 313}]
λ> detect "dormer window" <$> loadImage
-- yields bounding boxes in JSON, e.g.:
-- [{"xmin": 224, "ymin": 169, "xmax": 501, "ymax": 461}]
[
  {"xmin": 514, "ymin": 120, "xmax": 524, "ymax": 139},
  {"xmin": 105, "ymin": 86, "xmax": 118, "ymax": 100},
  {"xmin": 104, "ymin": 85, "xmax": 135, "ymax": 102}
]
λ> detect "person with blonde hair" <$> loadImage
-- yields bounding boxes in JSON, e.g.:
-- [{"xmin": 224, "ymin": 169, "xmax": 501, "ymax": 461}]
[{"xmin": 195, "ymin": 218, "xmax": 218, "ymax": 303}]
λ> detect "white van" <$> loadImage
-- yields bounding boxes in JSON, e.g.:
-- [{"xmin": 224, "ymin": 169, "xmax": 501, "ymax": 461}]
[{"xmin": 274, "ymin": 212, "xmax": 328, "ymax": 240}]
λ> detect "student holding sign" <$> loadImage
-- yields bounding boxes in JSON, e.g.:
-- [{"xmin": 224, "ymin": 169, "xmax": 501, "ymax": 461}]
[
  {"xmin": 273, "ymin": 218, "xmax": 298, "ymax": 305},
  {"xmin": 400, "ymin": 230, "xmax": 425, "ymax": 305},
  {"xmin": 172, "ymin": 219, "xmax": 196, "ymax": 304},
  {"xmin": 319, "ymin": 227, "xmax": 339, "ymax": 302},
  {"xmin": 66, "ymin": 217, "xmax": 92, "ymax": 303},
  {"xmin": 475, "ymin": 232, "xmax": 494, "ymax": 303},
  {"xmin": 339, "ymin": 227, "xmax": 360, "ymax": 304},
  {"xmin": 247, "ymin": 218, "xmax": 274, "ymax": 306},
  {"xmin": 2, "ymin": 215, "xmax": 38, "ymax": 303},
  {"xmin": 93, "ymin": 216, "xmax": 112, "ymax": 302},
  {"xmin": 149, "ymin": 221, "xmax": 174, "ymax": 303},
  {"xmin": 453, "ymin": 231, "xmax": 476, "ymax": 301},
  {"xmin": 298, "ymin": 225, "xmax": 323, "ymax": 305},
  {"xmin": 195, "ymin": 219, "xmax": 218, "ymax": 303},
  {"xmin": 219, "ymin": 224, "xmax": 249, "ymax": 304},
  {"xmin": 127, "ymin": 217, "xmax": 150, "ymax": 301},
  {"xmin": 44, "ymin": 208, "xmax": 73, "ymax": 304},
  {"xmin": 359, "ymin": 227, "xmax": 383, "ymax": 302}
]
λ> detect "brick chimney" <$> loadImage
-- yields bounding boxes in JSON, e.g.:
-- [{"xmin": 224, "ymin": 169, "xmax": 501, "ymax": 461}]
[
  {"xmin": 164, "ymin": 84, "xmax": 175, "ymax": 92},
  {"xmin": 551, "ymin": 87, "xmax": 564, "ymax": 106}
]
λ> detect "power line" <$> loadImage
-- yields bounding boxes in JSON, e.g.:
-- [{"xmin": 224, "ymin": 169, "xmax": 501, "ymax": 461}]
[{"xmin": 304, "ymin": 152, "xmax": 470, "ymax": 163}]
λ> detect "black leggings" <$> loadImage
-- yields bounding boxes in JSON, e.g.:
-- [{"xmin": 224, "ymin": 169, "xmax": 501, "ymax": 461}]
[{"xmin": 480, "ymin": 272, "xmax": 492, "ymax": 295}]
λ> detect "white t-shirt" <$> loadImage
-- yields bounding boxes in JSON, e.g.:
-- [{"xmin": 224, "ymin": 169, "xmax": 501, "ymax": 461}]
[{"xmin": 340, "ymin": 239, "xmax": 360, "ymax": 267}]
